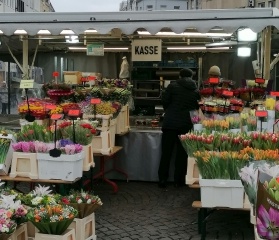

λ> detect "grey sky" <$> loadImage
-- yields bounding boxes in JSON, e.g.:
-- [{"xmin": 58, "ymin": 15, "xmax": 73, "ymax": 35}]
[{"xmin": 51, "ymin": 0, "xmax": 124, "ymax": 12}]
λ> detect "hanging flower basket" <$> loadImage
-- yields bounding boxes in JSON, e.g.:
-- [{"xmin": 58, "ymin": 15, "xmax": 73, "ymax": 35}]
[{"xmin": 47, "ymin": 89, "xmax": 74, "ymax": 101}]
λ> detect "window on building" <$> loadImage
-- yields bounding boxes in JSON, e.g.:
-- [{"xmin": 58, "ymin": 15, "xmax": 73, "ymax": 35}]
[
  {"xmin": 146, "ymin": 5, "xmax": 153, "ymax": 10},
  {"xmin": 268, "ymin": 1, "xmax": 274, "ymax": 7},
  {"xmin": 174, "ymin": 6, "xmax": 180, "ymax": 9},
  {"xmin": 160, "ymin": 5, "xmax": 166, "ymax": 9},
  {"xmin": 258, "ymin": 2, "xmax": 265, "ymax": 7}
]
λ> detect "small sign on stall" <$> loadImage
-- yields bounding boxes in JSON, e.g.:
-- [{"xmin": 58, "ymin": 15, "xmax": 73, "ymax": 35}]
[
  {"xmin": 255, "ymin": 78, "xmax": 265, "ymax": 84},
  {"xmin": 68, "ymin": 109, "xmax": 81, "ymax": 117},
  {"xmin": 208, "ymin": 77, "xmax": 219, "ymax": 84},
  {"xmin": 255, "ymin": 110, "xmax": 268, "ymax": 118},
  {"xmin": 20, "ymin": 80, "xmax": 34, "ymax": 89},
  {"xmin": 270, "ymin": 91, "xmax": 279, "ymax": 97},
  {"xmin": 222, "ymin": 90, "xmax": 233, "ymax": 97},
  {"xmin": 91, "ymin": 98, "xmax": 101, "ymax": 104},
  {"xmin": 51, "ymin": 114, "xmax": 64, "ymax": 120}
]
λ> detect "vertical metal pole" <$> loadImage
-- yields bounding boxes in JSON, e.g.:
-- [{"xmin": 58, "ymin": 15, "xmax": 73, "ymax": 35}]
[
  {"xmin": 7, "ymin": 62, "xmax": 10, "ymax": 114},
  {"xmin": 263, "ymin": 26, "xmax": 271, "ymax": 80},
  {"xmin": 22, "ymin": 37, "xmax": 29, "ymax": 79}
]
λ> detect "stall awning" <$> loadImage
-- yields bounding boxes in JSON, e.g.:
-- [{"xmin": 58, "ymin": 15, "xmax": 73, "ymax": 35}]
[{"xmin": 0, "ymin": 8, "xmax": 279, "ymax": 36}]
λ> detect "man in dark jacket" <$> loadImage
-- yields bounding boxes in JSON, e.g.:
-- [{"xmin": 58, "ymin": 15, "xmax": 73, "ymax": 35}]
[{"xmin": 158, "ymin": 68, "xmax": 200, "ymax": 188}]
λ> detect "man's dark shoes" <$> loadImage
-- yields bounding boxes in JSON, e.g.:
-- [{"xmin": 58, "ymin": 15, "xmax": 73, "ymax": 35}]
[{"xmin": 158, "ymin": 180, "xmax": 167, "ymax": 188}]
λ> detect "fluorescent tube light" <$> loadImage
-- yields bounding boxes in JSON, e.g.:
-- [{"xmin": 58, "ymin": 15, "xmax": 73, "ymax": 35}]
[
  {"xmin": 137, "ymin": 31, "xmax": 232, "ymax": 37},
  {"xmin": 14, "ymin": 29, "xmax": 28, "ymax": 35},
  {"xmin": 237, "ymin": 28, "xmax": 257, "ymax": 42},
  {"xmin": 37, "ymin": 30, "xmax": 51, "ymax": 35},
  {"xmin": 237, "ymin": 47, "xmax": 251, "ymax": 57},
  {"xmin": 167, "ymin": 46, "xmax": 229, "ymax": 50},
  {"xmin": 60, "ymin": 29, "xmax": 75, "ymax": 35},
  {"xmin": 84, "ymin": 29, "xmax": 98, "ymax": 33},
  {"xmin": 68, "ymin": 47, "xmax": 129, "ymax": 51},
  {"xmin": 65, "ymin": 35, "xmax": 79, "ymax": 43}
]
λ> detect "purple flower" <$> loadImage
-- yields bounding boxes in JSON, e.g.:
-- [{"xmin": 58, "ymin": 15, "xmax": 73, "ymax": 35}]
[
  {"xmin": 21, "ymin": 142, "xmax": 30, "ymax": 153},
  {"xmin": 60, "ymin": 139, "xmax": 73, "ymax": 147},
  {"xmin": 12, "ymin": 142, "xmax": 22, "ymax": 152},
  {"xmin": 64, "ymin": 145, "xmax": 75, "ymax": 155},
  {"xmin": 257, "ymin": 205, "xmax": 279, "ymax": 239}
]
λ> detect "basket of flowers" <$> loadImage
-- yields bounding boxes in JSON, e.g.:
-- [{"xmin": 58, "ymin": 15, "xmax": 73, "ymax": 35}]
[{"xmin": 27, "ymin": 204, "xmax": 77, "ymax": 235}]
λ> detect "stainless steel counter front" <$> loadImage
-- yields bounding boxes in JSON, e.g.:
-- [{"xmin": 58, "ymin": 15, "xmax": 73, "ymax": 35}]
[{"xmin": 102, "ymin": 128, "xmax": 175, "ymax": 182}]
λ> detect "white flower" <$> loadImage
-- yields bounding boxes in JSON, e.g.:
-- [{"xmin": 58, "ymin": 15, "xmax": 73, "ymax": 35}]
[
  {"xmin": 87, "ymin": 199, "xmax": 91, "ymax": 204},
  {"xmin": 77, "ymin": 199, "xmax": 83, "ymax": 204},
  {"xmin": 32, "ymin": 184, "xmax": 52, "ymax": 197},
  {"xmin": 31, "ymin": 197, "xmax": 43, "ymax": 206}
]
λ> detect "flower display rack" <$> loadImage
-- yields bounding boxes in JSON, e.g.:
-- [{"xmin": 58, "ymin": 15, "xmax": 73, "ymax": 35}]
[
  {"xmin": 83, "ymin": 143, "xmax": 95, "ymax": 171},
  {"xmin": 34, "ymin": 228, "xmax": 76, "ymax": 240},
  {"xmin": 10, "ymin": 223, "xmax": 28, "ymax": 240},
  {"xmin": 0, "ymin": 134, "xmax": 16, "ymax": 175},
  {"xmin": 92, "ymin": 121, "xmax": 116, "ymax": 155},
  {"xmin": 69, "ymin": 213, "xmax": 96, "ymax": 240},
  {"xmin": 116, "ymin": 104, "xmax": 130, "ymax": 135},
  {"xmin": 10, "ymin": 152, "xmax": 38, "ymax": 179},
  {"xmin": 37, "ymin": 151, "xmax": 84, "ymax": 181},
  {"xmin": 199, "ymin": 178, "xmax": 244, "ymax": 208},
  {"xmin": 185, "ymin": 157, "xmax": 199, "ymax": 185},
  {"xmin": 83, "ymin": 114, "xmax": 113, "ymax": 132}
]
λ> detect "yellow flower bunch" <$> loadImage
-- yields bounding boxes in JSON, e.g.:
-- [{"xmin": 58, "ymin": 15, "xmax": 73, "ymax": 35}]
[
  {"xmin": 240, "ymin": 146, "xmax": 279, "ymax": 162},
  {"xmin": 226, "ymin": 116, "xmax": 241, "ymax": 129},
  {"xmin": 50, "ymin": 106, "xmax": 63, "ymax": 115},
  {"xmin": 202, "ymin": 119, "xmax": 229, "ymax": 131},
  {"xmin": 265, "ymin": 97, "xmax": 276, "ymax": 110}
]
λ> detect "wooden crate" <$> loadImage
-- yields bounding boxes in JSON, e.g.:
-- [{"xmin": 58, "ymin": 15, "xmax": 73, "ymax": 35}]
[
  {"xmin": 35, "ymin": 229, "xmax": 75, "ymax": 240},
  {"xmin": 92, "ymin": 121, "xmax": 116, "ymax": 155},
  {"xmin": 10, "ymin": 223, "xmax": 28, "ymax": 240},
  {"xmin": 27, "ymin": 221, "xmax": 38, "ymax": 239},
  {"xmin": 83, "ymin": 114, "xmax": 113, "ymax": 132},
  {"xmin": 186, "ymin": 157, "xmax": 199, "ymax": 185},
  {"xmin": 83, "ymin": 143, "xmax": 95, "ymax": 171},
  {"xmin": 116, "ymin": 104, "xmax": 130, "ymax": 135},
  {"xmin": 10, "ymin": 152, "xmax": 38, "ymax": 179},
  {"xmin": 69, "ymin": 213, "xmax": 95, "ymax": 240},
  {"xmin": 63, "ymin": 71, "xmax": 82, "ymax": 85}
]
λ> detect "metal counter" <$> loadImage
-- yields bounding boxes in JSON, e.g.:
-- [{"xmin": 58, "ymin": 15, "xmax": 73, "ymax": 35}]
[{"xmin": 102, "ymin": 127, "xmax": 175, "ymax": 182}]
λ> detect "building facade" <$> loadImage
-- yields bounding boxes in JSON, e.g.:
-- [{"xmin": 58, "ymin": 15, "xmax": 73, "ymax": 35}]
[
  {"xmin": 200, "ymin": 0, "xmax": 278, "ymax": 9},
  {"xmin": 120, "ymin": 0, "xmax": 190, "ymax": 11},
  {"xmin": 119, "ymin": 0, "xmax": 278, "ymax": 11},
  {"xmin": 0, "ymin": 0, "xmax": 54, "ymax": 13}
]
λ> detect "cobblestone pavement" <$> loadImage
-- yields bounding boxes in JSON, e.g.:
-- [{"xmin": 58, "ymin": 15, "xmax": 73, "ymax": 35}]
[{"xmin": 92, "ymin": 181, "xmax": 255, "ymax": 240}]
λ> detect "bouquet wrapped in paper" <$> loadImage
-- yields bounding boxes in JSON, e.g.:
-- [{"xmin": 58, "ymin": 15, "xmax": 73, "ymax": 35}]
[{"xmin": 59, "ymin": 190, "xmax": 102, "ymax": 218}]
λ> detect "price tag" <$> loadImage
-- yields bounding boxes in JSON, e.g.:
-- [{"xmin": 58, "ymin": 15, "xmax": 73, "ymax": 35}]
[
  {"xmin": 255, "ymin": 110, "xmax": 268, "ymax": 118},
  {"xmin": 51, "ymin": 114, "xmax": 64, "ymax": 120},
  {"xmin": 20, "ymin": 79, "xmax": 34, "ymax": 89},
  {"xmin": 208, "ymin": 77, "xmax": 219, "ymax": 84},
  {"xmin": 81, "ymin": 77, "xmax": 88, "ymax": 82},
  {"xmin": 88, "ymin": 76, "xmax": 96, "ymax": 81},
  {"xmin": 255, "ymin": 78, "xmax": 265, "ymax": 84},
  {"xmin": 222, "ymin": 90, "xmax": 233, "ymax": 97},
  {"xmin": 270, "ymin": 91, "xmax": 279, "ymax": 97},
  {"xmin": 68, "ymin": 109, "xmax": 81, "ymax": 117},
  {"xmin": 45, "ymin": 104, "xmax": 56, "ymax": 110},
  {"xmin": 52, "ymin": 72, "xmax": 59, "ymax": 77},
  {"xmin": 91, "ymin": 98, "xmax": 101, "ymax": 104}
]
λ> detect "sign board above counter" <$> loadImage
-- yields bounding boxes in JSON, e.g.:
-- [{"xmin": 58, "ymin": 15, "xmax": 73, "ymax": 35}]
[{"xmin": 132, "ymin": 39, "xmax": 162, "ymax": 62}]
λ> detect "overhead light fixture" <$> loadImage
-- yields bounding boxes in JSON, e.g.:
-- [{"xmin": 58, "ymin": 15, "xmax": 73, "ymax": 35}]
[
  {"xmin": 14, "ymin": 29, "xmax": 28, "ymax": 35},
  {"xmin": 84, "ymin": 29, "xmax": 98, "ymax": 33},
  {"xmin": 237, "ymin": 47, "xmax": 251, "ymax": 57},
  {"xmin": 65, "ymin": 35, "xmax": 79, "ymax": 43},
  {"xmin": 237, "ymin": 28, "xmax": 257, "ymax": 42},
  {"xmin": 68, "ymin": 47, "xmax": 129, "ymax": 51},
  {"xmin": 0, "ymin": 30, "xmax": 3, "ymax": 34},
  {"xmin": 206, "ymin": 41, "xmax": 238, "ymax": 48},
  {"xmin": 137, "ymin": 31, "xmax": 232, "ymax": 37},
  {"xmin": 60, "ymin": 29, "xmax": 75, "ymax": 35},
  {"xmin": 167, "ymin": 46, "xmax": 230, "ymax": 50},
  {"xmin": 37, "ymin": 30, "xmax": 51, "ymax": 35}
]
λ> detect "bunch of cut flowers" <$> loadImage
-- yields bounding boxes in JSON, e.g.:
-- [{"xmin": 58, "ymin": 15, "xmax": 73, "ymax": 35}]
[
  {"xmin": 16, "ymin": 185, "xmax": 59, "ymax": 207},
  {"xmin": 179, "ymin": 132, "xmax": 218, "ymax": 157},
  {"xmin": 194, "ymin": 150, "xmax": 249, "ymax": 180},
  {"xmin": 59, "ymin": 190, "xmax": 103, "ymax": 218},
  {"xmin": 27, "ymin": 204, "xmax": 77, "ymax": 235},
  {"xmin": 202, "ymin": 119, "xmax": 229, "ymax": 132},
  {"xmin": 58, "ymin": 120, "xmax": 97, "ymax": 146},
  {"xmin": 218, "ymin": 132, "xmax": 251, "ymax": 152},
  {"xmin": 226, "ymin": 115, "xmax": 241, "ymax": 129},
  {"xmin": 250, "ymin": 132, "xmax": 279, "ymax": 150},
  {"xmin": 0, "ymin": 138, "xmax": 11, "ymax": 166}
]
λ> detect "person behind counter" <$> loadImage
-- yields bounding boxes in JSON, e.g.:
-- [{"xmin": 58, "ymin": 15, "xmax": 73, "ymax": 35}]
[
  {"xmin": 158, "ymin": 68, "xmax": 201, "ymax": 188},
  {"xmin": 202, "ymin": 65, "xmax": 221, "ymax": 87}
]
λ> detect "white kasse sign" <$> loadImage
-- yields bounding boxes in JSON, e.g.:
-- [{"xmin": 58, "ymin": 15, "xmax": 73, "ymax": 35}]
[{"xmin": 132, "ymin": 39, "xmax": 162, "ymax": 62}]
